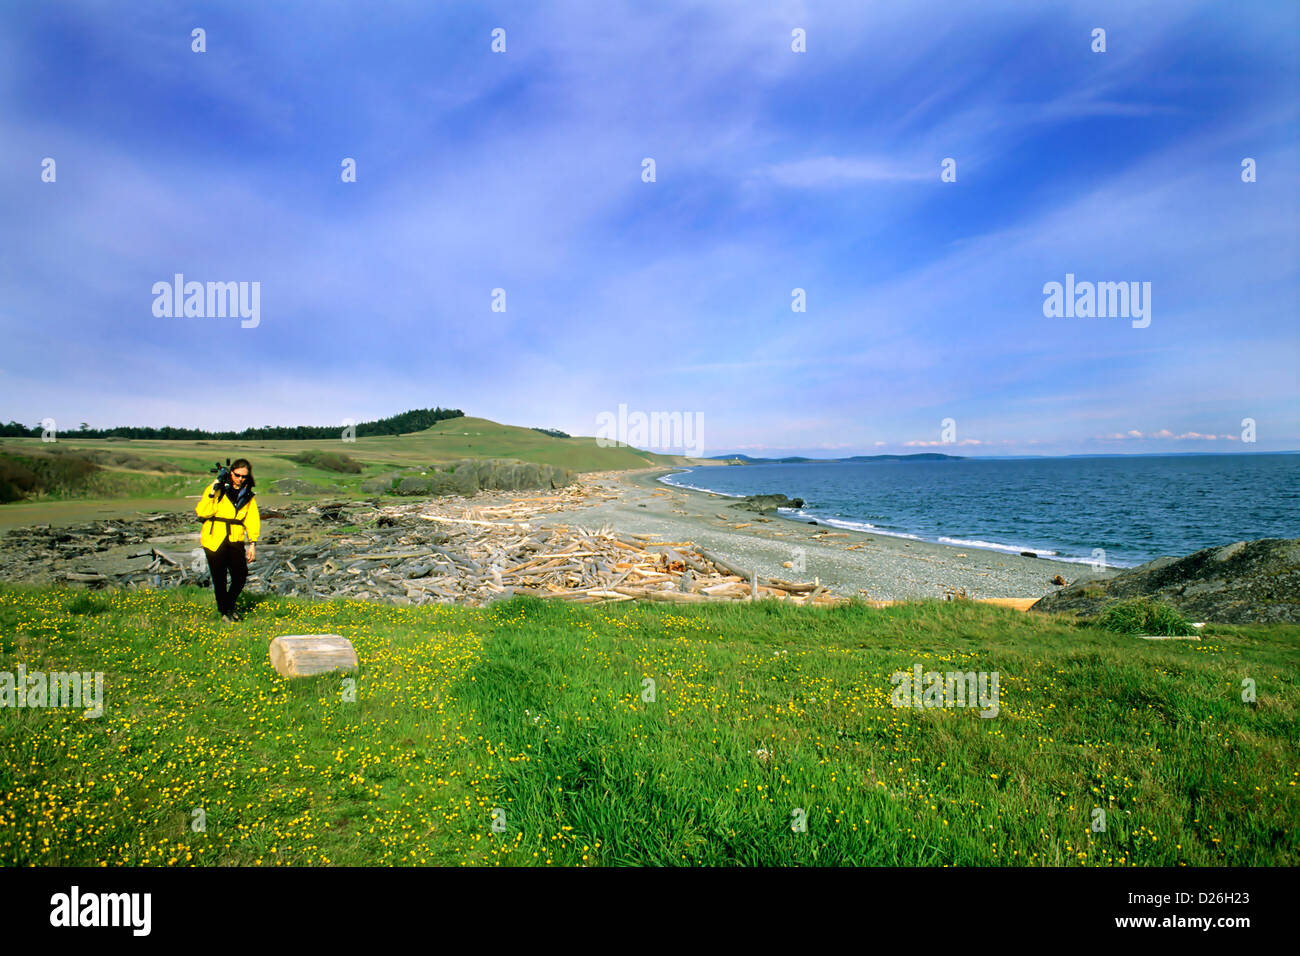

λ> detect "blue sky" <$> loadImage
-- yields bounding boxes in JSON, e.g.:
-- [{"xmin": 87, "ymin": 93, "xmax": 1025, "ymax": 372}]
[{"xmin": 2, "ymin": 0, "xmax": 1297, "ymax": 456}]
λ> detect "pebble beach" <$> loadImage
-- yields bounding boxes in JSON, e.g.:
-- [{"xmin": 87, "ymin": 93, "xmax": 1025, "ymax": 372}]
[
  {"xmin": 556, "ymin": 469, "xmax": 1114, "ymax": 602},
  {"xmin": 0, "ymin": 467, "xmax": 1118, "ymax": 606}
]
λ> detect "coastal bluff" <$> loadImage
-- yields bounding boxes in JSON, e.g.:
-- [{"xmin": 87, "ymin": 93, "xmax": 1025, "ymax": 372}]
[{"xmin": 1030, "ymin": 538, "xmax": 1300, "ymax": 624}]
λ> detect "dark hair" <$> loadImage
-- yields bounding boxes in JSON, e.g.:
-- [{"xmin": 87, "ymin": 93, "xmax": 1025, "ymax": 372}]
[{"xmin": 230, "ymin": 458, "xmax": 253, "ymax": 481}]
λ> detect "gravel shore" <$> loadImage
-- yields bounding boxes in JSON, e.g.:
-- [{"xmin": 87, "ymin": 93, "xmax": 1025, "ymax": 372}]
[
  {"xmin": 0, "ymin": 468, "xmax": 1118, "ymax": 605},
  {"xmin": 546, "ymin": 468, "xmax": 1115, "ymax": 602}
]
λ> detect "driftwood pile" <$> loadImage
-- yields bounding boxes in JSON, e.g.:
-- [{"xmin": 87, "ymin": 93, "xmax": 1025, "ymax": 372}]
[
  {"xmin": 393, "ymin": 501, "xmax": 846, "ymax": 607},
  {"xmin": 0, "ymin": 484, "xmax": 845, "ymax": 608},
  {"xmin": 0, "ymin": 512, "xmax": 200, "ymax": 589}
]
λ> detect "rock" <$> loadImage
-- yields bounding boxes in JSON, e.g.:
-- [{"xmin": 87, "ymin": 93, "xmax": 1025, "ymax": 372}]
[
  {"xmin": 1020, "ymin": 551, "xmax": 1037, "ymax": 558},
  {"xmin": 395, "ymin": 476, "xmax": 434, "ymax": 495},
  {"xmin": 1029, "ymin": 538, "xmax": 1300, "ymax": 625},
  {"xmin": 730, "ymin": 494, "xmax": 799, "ymax": 514},
  {"xmin": 1052, "ymin": 574, "xmax": 1067, "ymax": 586},
  {"xmin": 1212, "ymin": 541, "xmax": 1248, "ymax": 563},
  {"xmin": 449, "ymin": 469, "xmax": 479, "ymax": 496}
]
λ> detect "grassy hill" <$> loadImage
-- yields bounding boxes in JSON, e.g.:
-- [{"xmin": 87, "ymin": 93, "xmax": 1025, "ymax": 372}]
[
  {"xmin": 1, "ymin": 584, "xmax": 1295, "ymax": 866},
  {"xmin": 0, "ymin": 415, "xmax": 681, "ymax": 522},
  {"xmin": 394, "ymin": 416, "xmax": 678, "ymax": 471}
]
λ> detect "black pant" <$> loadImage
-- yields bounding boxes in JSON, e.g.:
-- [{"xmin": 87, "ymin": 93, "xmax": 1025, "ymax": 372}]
[{"xmin": 205, "ymin": 539, "xmax": 248, "ymax": 615}]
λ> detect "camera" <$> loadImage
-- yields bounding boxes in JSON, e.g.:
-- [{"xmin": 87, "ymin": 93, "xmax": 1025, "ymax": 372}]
[{"xmin": 210, "ymin": 459, "xmax": 233, "ymax": 497}]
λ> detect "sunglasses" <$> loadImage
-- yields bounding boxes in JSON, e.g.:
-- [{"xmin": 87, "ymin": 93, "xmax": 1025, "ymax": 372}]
[{"xmin": 232, "ymin": 472, "xmax": 249, "ymax": 479}]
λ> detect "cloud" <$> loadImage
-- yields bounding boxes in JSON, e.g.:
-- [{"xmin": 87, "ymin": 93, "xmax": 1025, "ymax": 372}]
[
  {"xmin": 758, "ymin": 155, "xmax": 934, "ymax": 187},
  {"xmin": 0, "ymin": 0, "xmax": 1295, "ymax": 453},
  {"xmin": 902, "ymin": 438, "xmax": 1017, "ymax": 447},
  {"xmin": 1094, "ymin": 430, "xmax": 1241, "ymax": 441}
]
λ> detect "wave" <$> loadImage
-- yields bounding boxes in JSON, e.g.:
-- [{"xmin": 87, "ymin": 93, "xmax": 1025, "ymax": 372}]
[
  {"xmin": 656, "ymin": 472, "xmax": 746, "ymax": 498},
  {"xmin": 782, "ymin": 509, "xmax": 923, "ymax": 540},
  {"xmin": 937, "ymin": 536, "xmax": 1059, "ymax": 556}
]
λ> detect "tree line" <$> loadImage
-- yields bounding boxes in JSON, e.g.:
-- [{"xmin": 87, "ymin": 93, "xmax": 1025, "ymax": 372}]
[{"xmin": 0, "ymin": 407, "xmax": 465, "ymax": 440}]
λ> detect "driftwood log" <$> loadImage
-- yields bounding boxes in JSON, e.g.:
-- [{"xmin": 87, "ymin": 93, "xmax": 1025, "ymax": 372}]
[
  {"xmin": 697, "ymin": 549, "xmax": 749, "ymax": 580},
  {"xmin": 268, "ymin": 634, "xmax": 359, "ymax": 678}
]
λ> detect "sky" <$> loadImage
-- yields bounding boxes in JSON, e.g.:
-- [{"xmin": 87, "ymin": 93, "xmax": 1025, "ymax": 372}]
[{"xmin": 1, "ymin": 0, "xmax": 1297, "ymax": 457}]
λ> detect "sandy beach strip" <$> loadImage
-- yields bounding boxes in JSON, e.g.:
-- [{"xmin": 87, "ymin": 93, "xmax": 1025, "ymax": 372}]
[{"xmin": 534, "ymin": 468, "xmax": 1114, "ymax": 603}]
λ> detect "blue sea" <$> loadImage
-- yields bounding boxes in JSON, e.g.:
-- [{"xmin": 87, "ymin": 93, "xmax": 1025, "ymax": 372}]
[{"xmin": 660, "ymin": 454, "xmax": 1300, "ymax": 568}]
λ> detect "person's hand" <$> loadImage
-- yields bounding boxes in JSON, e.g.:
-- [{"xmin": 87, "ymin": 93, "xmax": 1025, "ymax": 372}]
[{"xmin": 246, "ymin": 542, "xmax": 256, "ymax": 563}]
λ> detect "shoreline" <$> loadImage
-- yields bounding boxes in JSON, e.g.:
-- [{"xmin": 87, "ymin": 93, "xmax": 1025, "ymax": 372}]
[
  {"xmin": 0, "ymin": 468, "xmax": 1118, "ymax": 604},
  {"xmin": 652, "ymin": 465, "xmax": 1125, "ymax": 568},
  {"xmin": 537, "ymin": 468, "xmax": 1113, "ymax": 602}
]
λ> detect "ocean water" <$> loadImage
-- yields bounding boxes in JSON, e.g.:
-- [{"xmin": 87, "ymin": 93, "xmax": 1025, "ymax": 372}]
[{"xmin": 660, "ymin": 454, "xmax": 1300, "ymax": 568}]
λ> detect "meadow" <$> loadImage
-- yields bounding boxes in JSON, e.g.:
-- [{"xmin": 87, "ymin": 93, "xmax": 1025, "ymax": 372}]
[
  {"xmin": 1, "ymin": 415, "xmax": 676, "ymax": 481},
  {"xmin": 0, "ymin": 415, "xmax": 677, "ymax": 525},
  {"xmin": 0, "ymin": 584, "xmax": 1295, "ymax": 866}
]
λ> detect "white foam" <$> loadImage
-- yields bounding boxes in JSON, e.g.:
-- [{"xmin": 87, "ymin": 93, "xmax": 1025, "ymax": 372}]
[
  {"xmin": 657, "ymin": 473, "xmax": 746, "ymax": 498},
  {"xmin": 783, "ymin": 509, "xmax": 923, "ymax": 540},
  {"xmin": 938, "ymin": 536, "xmax": 1058, "ymax": 556}
]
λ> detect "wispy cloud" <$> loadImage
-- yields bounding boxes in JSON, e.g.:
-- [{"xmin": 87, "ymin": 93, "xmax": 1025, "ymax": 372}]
[
  {"xmin": 758, "ymin": 155, "xmax": 934, "ymax": 187},
  {"xmin": 0, "ymin": 0, "xmax": 1295, "ymax": 454},
  {"xmin": 1095, "ymin": 430, "xmax": 1242, "ymax": 442}
]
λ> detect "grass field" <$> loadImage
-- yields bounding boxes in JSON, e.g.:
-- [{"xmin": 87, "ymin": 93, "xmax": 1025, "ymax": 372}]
[
  {"xmin": 1, "ymin": 584, "xmax": 1295, "ymax": 866},
  {"xmin": 0, "ymin": 415, "xmax": 681, "ymax": 526},
  {"xmin": 0, "ymin": 416, "xmax": 686, "ymax": 512}
]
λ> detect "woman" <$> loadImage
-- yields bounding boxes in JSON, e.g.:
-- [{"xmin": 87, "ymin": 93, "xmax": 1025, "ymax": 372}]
[{"xmin": 196, "ymin": 458, "xmax": 260, "ymax": 622}]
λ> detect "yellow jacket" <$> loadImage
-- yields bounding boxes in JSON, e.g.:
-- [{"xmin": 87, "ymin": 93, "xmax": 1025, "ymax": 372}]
[{"xmin": 196, "ymin": 483, "xmax": 260, "ymax": 549}]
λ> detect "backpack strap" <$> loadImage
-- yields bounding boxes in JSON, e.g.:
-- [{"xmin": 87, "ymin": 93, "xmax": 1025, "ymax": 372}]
[{"xmin": 203, "ymin": 486, "xmax": 250, "ymax": 540}]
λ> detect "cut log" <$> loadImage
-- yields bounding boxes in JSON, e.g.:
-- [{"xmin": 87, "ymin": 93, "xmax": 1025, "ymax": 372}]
[
  {"xmin": 697, "ymin": 549, "xmax": 748, "ymax": 579},
  {"xmin": 977, "ymin": 598, "xmax": 1038, "ymax": 612},
  {"xmin": 62, "ymin": 571, "xmax": 107, "ymax": 582},
  {"xmin": 768, "ymin": 578, "xmax": 817, "ymax": 594},
  {"xmin": 269, "ymin": 634, "xmax": 359, "ymax": 678}
]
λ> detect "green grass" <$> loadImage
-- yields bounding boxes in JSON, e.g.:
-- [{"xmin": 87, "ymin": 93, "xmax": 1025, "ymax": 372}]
[
  {"xmin": 284, "ymin": 450, "xmax": 363, "ymax": 474},
  {"xmin": 0, "ymin": 415, "xmax": 680, "ymax": 518},
  {"xmin": 1095, "ymin": 598, "xmax": 1198, "ymax": 636},
  {"xmin": 0, "ymin": 448, "xmax": 192, "ymax": 503},
  {"xmin": 40, "ymin": 470, "xmax": 195, "ymax": 502},
  {"xmin": 0, "ymin": 584, "xmax": 1294, "ymax": 866}
]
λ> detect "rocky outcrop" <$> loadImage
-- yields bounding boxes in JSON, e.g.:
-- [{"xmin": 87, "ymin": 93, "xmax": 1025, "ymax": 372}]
[
  {"xmin": 728, "ymin": 494, "xmax": 805, "ymax": 514},
  {"xmin": 1029, "ymin": 538, "xmax": 1300, "ymax": 625}
]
